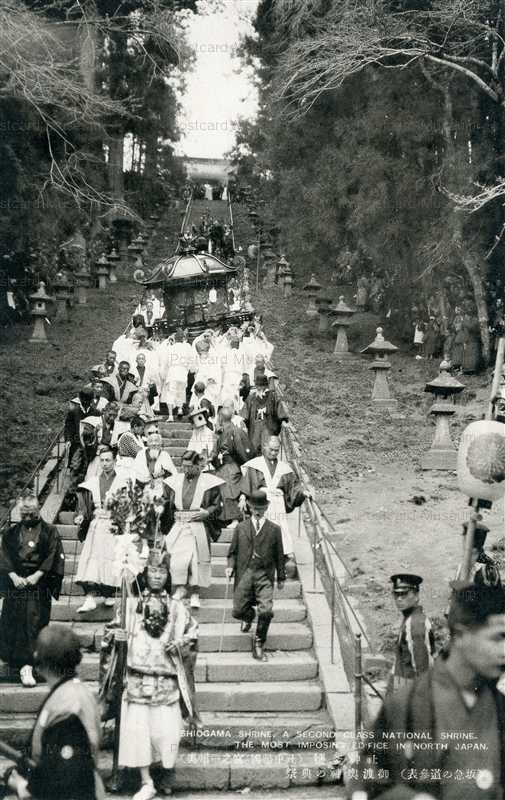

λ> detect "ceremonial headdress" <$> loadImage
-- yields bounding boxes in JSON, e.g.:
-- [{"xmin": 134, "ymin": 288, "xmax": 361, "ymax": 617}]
[{"xmin": 390, "ymin": 573, "xmax": 423, "ymax": 593}]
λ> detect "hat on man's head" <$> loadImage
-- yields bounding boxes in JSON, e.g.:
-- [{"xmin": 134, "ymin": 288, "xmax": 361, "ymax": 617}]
[
  {"xmin": 255, "ymin": 374, "xmax": 269, "ymax": 388},
  {"xmin": 462, "ymin": 521, "xmax": 490, "ymax": 551},
  {"xmin": 248, "ymin": 491, "xmax": 269, "ymax": 509},
  {"xmin": 448, "ymin": 581, "xmax": 505, "ymax": 628},
  {"xmin": 390, "ymin": 573, "xmax": 423, "ymax": 593}
]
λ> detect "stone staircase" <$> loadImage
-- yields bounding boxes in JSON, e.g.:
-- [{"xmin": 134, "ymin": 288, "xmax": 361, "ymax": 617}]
[{"xmin": 0, "ymin": 420, "xmax": 338, "ymax": 790}]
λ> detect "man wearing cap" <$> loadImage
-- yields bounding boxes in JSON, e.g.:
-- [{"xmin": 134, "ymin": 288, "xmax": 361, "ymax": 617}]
[
  {"xmin": 226, "ymin": 492, "xmax": 285, "ymax": 661},
  {"xmin": 390, "ymin": 573, "xmax": 435, "ymax": 692},
  {"xmin": 349, "ymin": 582, "xmax": 505, "ymax": 800},
  {"xmin": 240, "ymin": 374, "xmax": 289, "ymax": 456}
]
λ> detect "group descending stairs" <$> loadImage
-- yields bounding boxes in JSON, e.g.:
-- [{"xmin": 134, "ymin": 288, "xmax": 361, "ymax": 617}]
[{"xmin": 0, "ymin": 421, "xmax": 336, "ymax": 791}]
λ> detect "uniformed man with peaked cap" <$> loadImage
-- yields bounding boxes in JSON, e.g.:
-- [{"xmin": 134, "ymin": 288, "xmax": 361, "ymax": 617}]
[{"xmin": 389, "ymin": 572, "xmax": 435, "ymax": 692}]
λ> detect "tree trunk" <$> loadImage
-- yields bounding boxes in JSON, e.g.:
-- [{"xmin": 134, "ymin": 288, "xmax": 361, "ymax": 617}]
[
  {"xmin": 439, "ymin": 83, "xmax": 490, "ymax": 363},
  {"xmin": 144, "ymin": 130, "xmax": 159, "ymax": 181},
  {"xmin": 452, "ymin": 214, "xmax": 490, "ymax": 363},
  {"xmin": 108, "ymin": 134, "xmax": 124, "ymax": 201}
]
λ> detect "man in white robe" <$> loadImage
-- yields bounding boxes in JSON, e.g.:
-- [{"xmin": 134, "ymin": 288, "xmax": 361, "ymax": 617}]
[{"xmin": 239, "ymin": 436, "xmax": 311, "ymax": 558}]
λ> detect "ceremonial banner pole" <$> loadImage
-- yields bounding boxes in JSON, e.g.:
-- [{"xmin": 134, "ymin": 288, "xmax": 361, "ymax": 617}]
[
  {"xmin": 109, "ymin": 564, "xmax": 128, "ymax": 792},
  {"xmin": 255, "ymin": 229, "xmax": 261, "ymax": 292},
  {"xmin": 460, "ymin": 336, "xmax": 505, "ymax": 581}
]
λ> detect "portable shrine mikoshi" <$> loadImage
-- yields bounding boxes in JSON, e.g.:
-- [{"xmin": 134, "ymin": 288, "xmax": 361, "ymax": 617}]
[{"xmin": 134, "ymin": 247, "xmax": 254, "ymax": 339}]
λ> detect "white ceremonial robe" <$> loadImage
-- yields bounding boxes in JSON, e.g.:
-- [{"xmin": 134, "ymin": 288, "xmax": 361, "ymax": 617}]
[{"xmin": 241, "ymin": 456, "xmax": 295, "ymax": 554}]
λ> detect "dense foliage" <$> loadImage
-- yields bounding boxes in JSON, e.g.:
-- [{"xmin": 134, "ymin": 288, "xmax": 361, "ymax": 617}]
[
  {"xmin": 231, "ymin": 0, "xmax": 505, "ymax": 360},
  {"xmin": 0, "ymin": 0, "xmax": 197, "ymax": 288}
]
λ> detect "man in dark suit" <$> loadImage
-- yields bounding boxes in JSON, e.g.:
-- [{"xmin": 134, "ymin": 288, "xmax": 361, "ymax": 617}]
[{"xmin": 226, "ymin": 492, "xmax": 285, "ymax": 661}]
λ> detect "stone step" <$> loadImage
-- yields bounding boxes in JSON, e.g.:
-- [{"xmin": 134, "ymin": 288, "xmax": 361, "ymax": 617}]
[
  {"xmin": 0, "ymin": 679, "xmax": 322, "ymax": 714},
  {"xmin": 0, "ymin": 750, "xmax": 339, "ymax": 791},
  {"xmin": 62, "ymin": 557, "xmax": 261, "ymax": 579},
  {"xmin": 72, "ymin": 621, "xmax": 313, "ymax": 652},
  {"xmin": 62, "ymin": 538, "xmax": 83, "ymax": 554},
  {"xmin": 211, "ymin": 541, "xmax": 230, "ymax": 558},
  {"xmin": 0, "ymin": 651, "xmax": 317, "ymax": 687},
  {"xmin": 0, "ymin": 710, "xmax": 335, "ymax": 751},
  {"xmin": 57, "ymin": 525, "xmax": 237, "ymax": 545},
  {"xmin": 50, "ymin": 598, "xmax": 306, "ymax": 625},
  {"xmin": 59, "ymin": 511, "xmax": 77, "ymax": 525},
  {"xmin": 161, "ymin": 437, "xmax": 190, "ymax": 446},
  {"xmin": 60, "ymin": 577, "xmax": 302, "ymax": 599}
]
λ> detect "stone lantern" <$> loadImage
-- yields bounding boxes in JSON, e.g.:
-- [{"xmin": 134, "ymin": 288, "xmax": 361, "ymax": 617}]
[
  {"xmin": 331, "ymin": 296, "xmax": 356, "ymax": 357},
  {"xmin": 96, "ymin": 254, "xmax": 109, "ymax": 291},
  {"xmin": 316, "ymin": 297, "xmax": 333, "ymax": 333},
  {"xmin": 107, "ymin": 248, "xmax": 120, "ymax": 283},
  {"xmin": 276, "ymin": 255, "xmax": 288, "ymax": 286},
  {"xmin": 29, "ymin": 282, "xmax": 53, "ymax": 343},
  {"xmin": 303, "ymin": 274, "xmax": 322, "ymax": 317},
  {"xmin": 283, "ymin": 264, "xmax": 294, "ymax": 298},
  {"xmin": 422, "ymin": 359, "xmax": 465, "ymax": 470},
  {"xmin": 361, "ymin": 327, "xmax": 399, "ymax": 409},
  {"xmin": 75, "ymin": 266, "xmax": 91, "ymax": 305},
  {"xmin": 53, "ymin": 271, "xmax": 72, "ymax": 322}
]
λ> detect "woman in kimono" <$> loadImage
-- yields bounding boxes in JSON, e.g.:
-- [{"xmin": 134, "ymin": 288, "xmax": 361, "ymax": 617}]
[
  {"xmin": 4, "ymin": 624, "xmax": 103, "ymax": 800},
  {"xmin": 161, "ymin": 451, "xmax": 224, "ymax": 609}
]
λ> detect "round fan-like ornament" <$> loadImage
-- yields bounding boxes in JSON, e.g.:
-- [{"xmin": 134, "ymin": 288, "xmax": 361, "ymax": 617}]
[{"xmin": 457, "ymin": 420, "xmax": 505, "ymax": 500}]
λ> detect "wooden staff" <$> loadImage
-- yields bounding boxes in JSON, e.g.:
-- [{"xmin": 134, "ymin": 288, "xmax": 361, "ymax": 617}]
[{"xmin": 460, "ymin": 336, "xmax": 505, "ymax": 581}]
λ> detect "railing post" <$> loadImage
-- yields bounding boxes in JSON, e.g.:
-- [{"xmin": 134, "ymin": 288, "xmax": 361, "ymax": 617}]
[
  {"xmin": 354, "ymin": 633, "xmax": 362, "ymax": 734},
  {"xmin": 55, "ymin": 436, "xmax": 61, "ymax": 493},
  {"xmin": 331, "ymin": 580, "xmax": 336, "ymax": 665}
]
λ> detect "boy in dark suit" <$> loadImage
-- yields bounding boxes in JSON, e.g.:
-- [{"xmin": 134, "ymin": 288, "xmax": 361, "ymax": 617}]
[{"xmin": 226, "ymin": 491, "xmax": 286, "ymax": 661}]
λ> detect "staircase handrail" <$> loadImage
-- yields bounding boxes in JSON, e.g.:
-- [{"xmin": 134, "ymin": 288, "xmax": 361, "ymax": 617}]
[{"xmin": 0, "ymin": 424, "xmax": 66, "ymax": 535}]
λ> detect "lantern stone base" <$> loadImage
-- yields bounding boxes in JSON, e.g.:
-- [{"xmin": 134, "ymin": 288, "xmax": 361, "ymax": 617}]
[
  {"xmin": 30, "ymin": 317, "xmax": 48, "ymax": 343},
  {"xmin": 421, "ymin": 448, "xmax": 457, "ymax": 471},
  {"xmin": 372, "ymin": 397, "xmax": 398, "ymax": 409}
]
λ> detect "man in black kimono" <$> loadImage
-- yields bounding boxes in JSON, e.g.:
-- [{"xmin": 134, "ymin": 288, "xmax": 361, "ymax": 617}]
[
  {"xmin": 240, "ymin": 374, "xmax": 289, "ymax": 456},
  {"xmin": 227, "ymin": 492, "xmax": 285, "ymax": 661},
  {"xmin": 101, "ymin": 360, "xmax": 138, "ymax": 405},
  {"xmin": 212, "ymin": 399, "xmax": 253, "ymax": 525},
  {"xmin": 64, "ymin": 387, "xmax": 100, "ymax": 465},
  {"xmin": 0, "ymin": 496, "xmax": 64, "ymax": 687},
  {"xmin": 5, "ymin": 624, "xmax": 102, "ymax": 800}
]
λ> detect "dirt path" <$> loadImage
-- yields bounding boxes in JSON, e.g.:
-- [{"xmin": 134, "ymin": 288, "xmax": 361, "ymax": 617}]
[{"xmin": 256, "ymin": 283, "xmax": 502, "ymax": 660}]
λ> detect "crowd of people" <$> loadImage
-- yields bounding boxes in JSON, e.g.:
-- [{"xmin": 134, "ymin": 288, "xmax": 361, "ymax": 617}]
[{"xmin": 0, "ymin": 299, "xmax": 312, "ymax": 800}]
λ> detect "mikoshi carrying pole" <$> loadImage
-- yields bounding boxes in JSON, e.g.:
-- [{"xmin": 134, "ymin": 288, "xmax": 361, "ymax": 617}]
[
  {"xmin": 459, "ymin": 336, "xmax": 505, "ymax": 581},
  {"xmin": 109, "ymin": 553, "xmax": 129, "ymax": 791}
]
